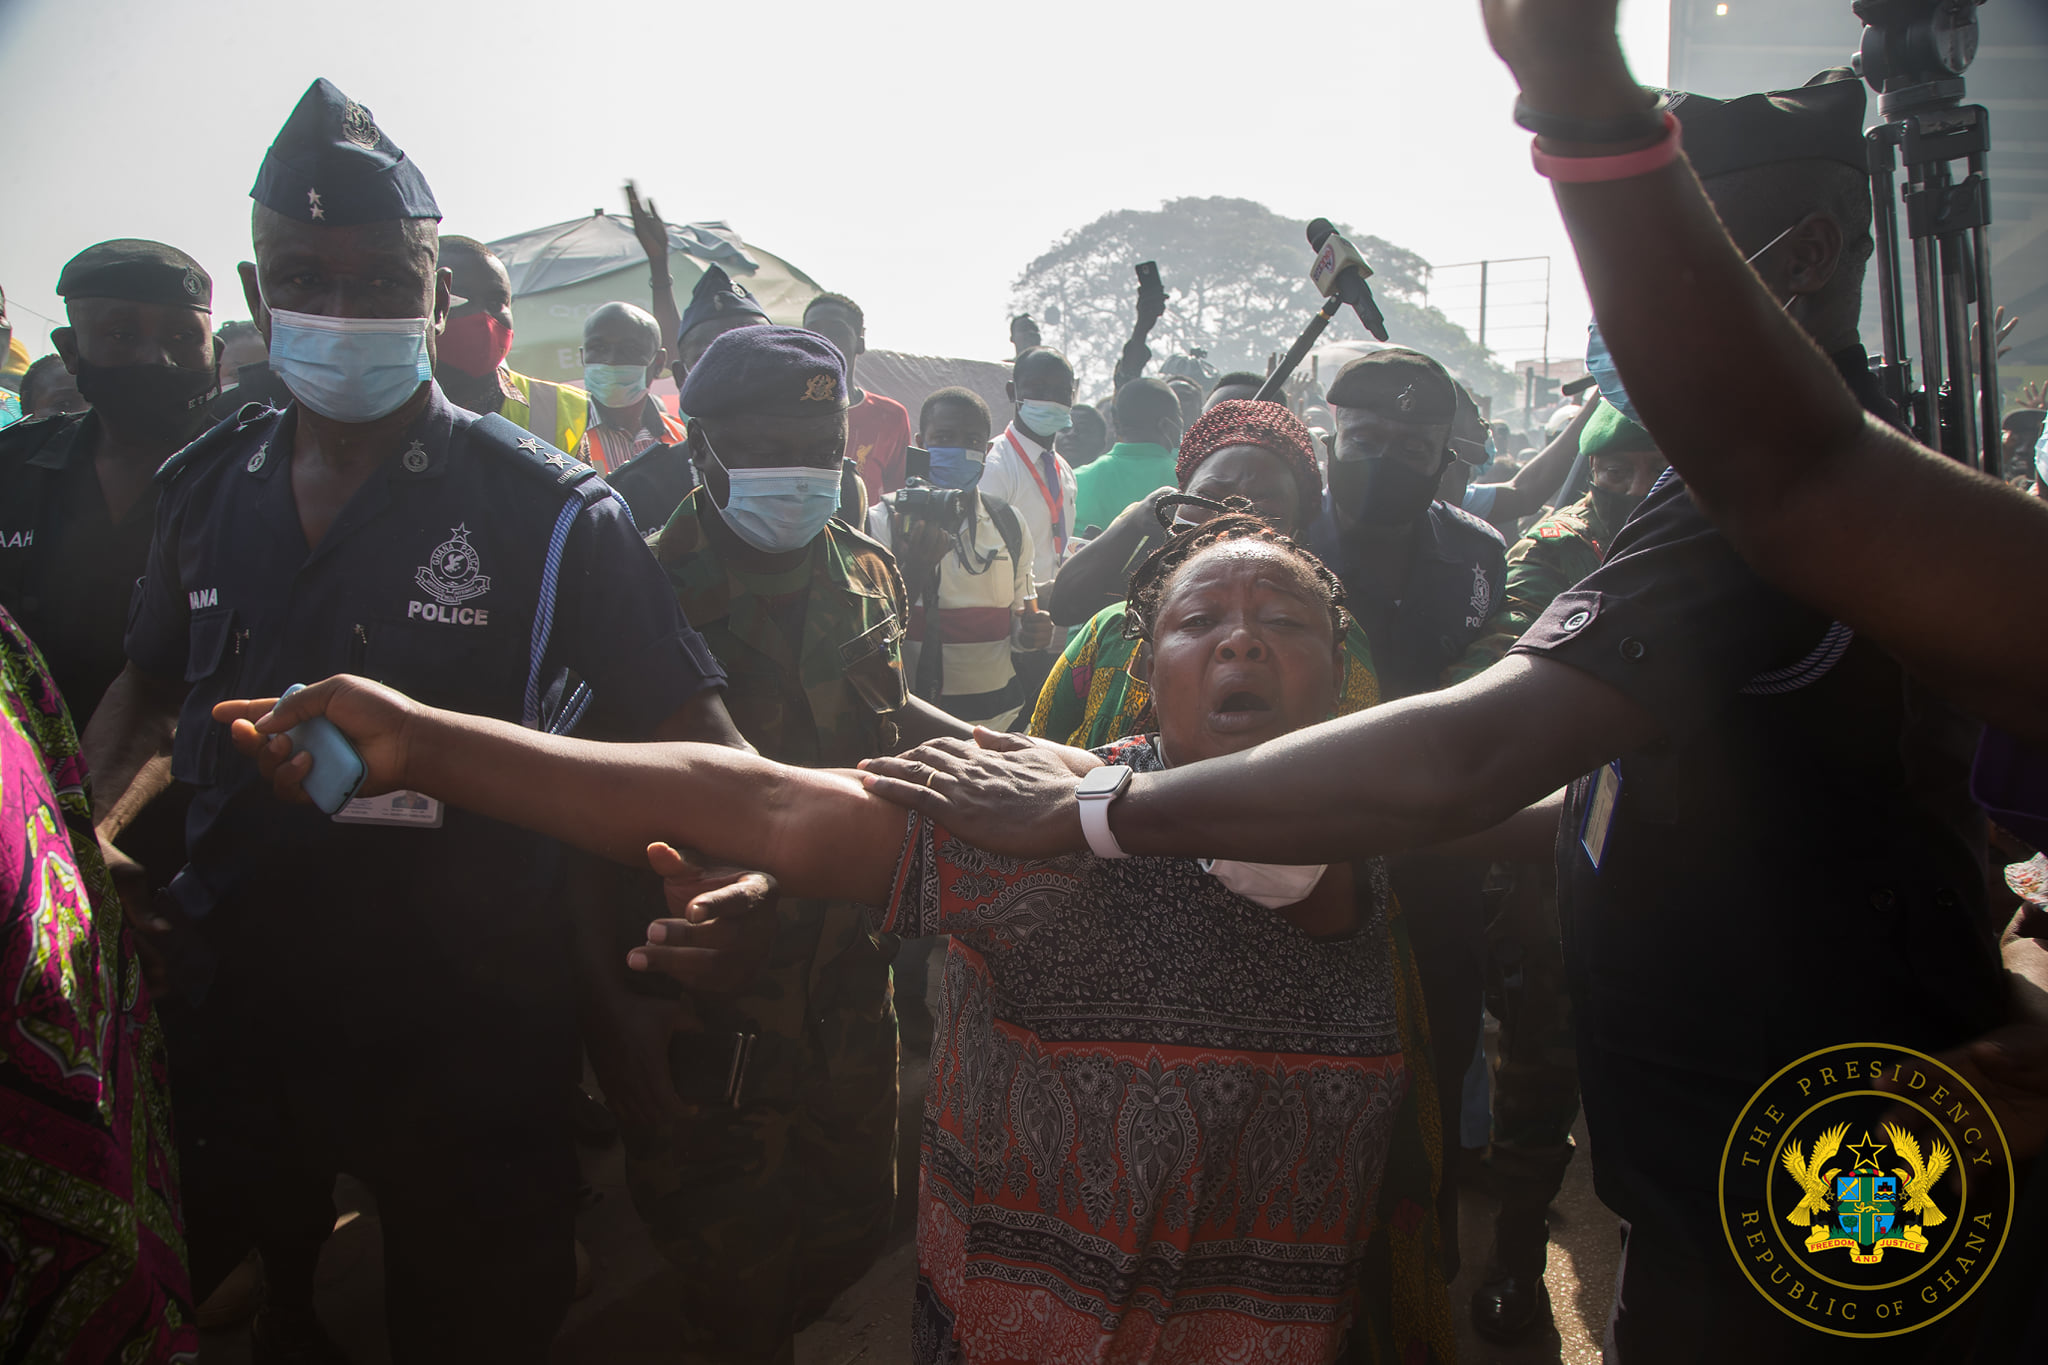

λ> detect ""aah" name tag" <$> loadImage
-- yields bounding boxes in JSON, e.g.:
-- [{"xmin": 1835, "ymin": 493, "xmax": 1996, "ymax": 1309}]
[{"xmin": 332, "ymin": 791, "xmax": 445, "ymax": 828}]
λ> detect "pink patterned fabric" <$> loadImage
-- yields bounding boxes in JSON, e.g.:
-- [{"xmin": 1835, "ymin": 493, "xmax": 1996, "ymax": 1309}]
[{"xmin": 0, "ymin": 606, "xmax": 192, "ymax": 1360}]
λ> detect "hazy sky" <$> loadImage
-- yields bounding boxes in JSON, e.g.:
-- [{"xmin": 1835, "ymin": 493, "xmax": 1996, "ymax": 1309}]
[{"xmin": 0, "ymin": 0, "xmax": 1668, "ymax": 373}]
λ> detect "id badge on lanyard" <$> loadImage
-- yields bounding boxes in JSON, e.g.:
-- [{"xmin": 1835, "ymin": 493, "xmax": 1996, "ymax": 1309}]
[
  {"xmin": 1579, "ymin": 762, "xmax": 1622, "ymax": 871},
  {"xmin": 1008, "ymin": 431, "xmax": 1065, "ymax": 554}
]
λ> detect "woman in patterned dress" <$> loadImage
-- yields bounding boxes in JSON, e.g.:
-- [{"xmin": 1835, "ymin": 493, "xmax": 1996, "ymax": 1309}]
[{"xmin": 217, "ymin": 509, "xmax": 1454, "ymax": 1364}]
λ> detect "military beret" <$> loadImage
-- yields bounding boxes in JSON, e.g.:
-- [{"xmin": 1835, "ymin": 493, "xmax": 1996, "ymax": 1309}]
[
  {"xmin": 678, "ymin": 266, "xmax": 770, "ymax": 343},
  {"xmin": 1325, "ymin": 348, "xmax": 1457, "ymax": 425},
  {"xmin": 1579, "ymin": 398, "xmax": 1657, "ymax": 458},
  {"xmin": 678, "ymin": 326, "xmax": 848, "ymax": 421},
  {"xmin": 1664, "ymin": 70, "xmax": 1868, "ymax": 180},
  {"xmin": 56, "ymin": 239, "xmax": 211, "ymax": 311},
  {"xmin": 251, "ymin": 78, "xmax": 440, "ymax": 226}
]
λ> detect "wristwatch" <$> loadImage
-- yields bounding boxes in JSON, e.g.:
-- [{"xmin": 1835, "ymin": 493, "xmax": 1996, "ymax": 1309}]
[{"xmin": 1076, "ymin": 764, "xmax": 1134, "ymax": 859}]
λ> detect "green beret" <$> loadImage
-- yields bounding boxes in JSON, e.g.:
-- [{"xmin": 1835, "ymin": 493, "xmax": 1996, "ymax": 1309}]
[
  {"xmin": 56, "ymin": 239, "xmax": 211, "ymax": 311},
  {"xmin": 1579, "ymin": 398, "xmax": 1657, "ymax": 458},
  {"xmin": 1664, "ymin": 70, "xmax": 1868, "ymax": 180},
  {"xmin": 1325, "ymin": 348, "xmax": 1456, "ymax": 424}
]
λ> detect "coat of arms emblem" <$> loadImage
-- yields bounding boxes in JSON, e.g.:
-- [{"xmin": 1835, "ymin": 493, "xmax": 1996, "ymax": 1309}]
[{"xmin": 1782, "ymin": 1123, "xmax": 1949, "ymax": 1264}]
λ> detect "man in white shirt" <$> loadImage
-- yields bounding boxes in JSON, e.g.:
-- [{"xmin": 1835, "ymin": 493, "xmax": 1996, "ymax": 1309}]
[
  {"xmin": 870, "ymin": 388, "xmax": 1053, "ymax": 729},
  {"xmin": 975, "ymin": 347, "xmax": 1079, "ymax": 712}
]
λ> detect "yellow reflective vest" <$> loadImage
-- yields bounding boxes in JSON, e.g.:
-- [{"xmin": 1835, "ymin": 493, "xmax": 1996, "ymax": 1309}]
[{"xmin": 499, "ymin": 368, "xmax": 590, "ymax": 457}]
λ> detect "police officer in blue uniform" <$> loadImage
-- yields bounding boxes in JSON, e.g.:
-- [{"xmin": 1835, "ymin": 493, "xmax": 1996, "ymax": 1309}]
[
  {"xmin": 1307, "ymin": 347, "xmax": 1507, "ymax": 1276},
  {"xmin": 0, "ymin": 241, "xmax": 219, "ymax": 726},
  {"xmin": 83, "ymin": 79, "xmax": 748, "ymax": 1363}
]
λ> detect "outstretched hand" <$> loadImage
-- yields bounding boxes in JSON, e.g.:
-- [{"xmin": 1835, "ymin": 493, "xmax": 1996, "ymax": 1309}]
[
  {"xmin": 859, "ymin": 727, "xmax": 1101, "ymax": 859},
  {"xmin": 213, "ymin": 675, "xmax": 416, "ymax": 805},
  {"xmin": 633, "ymin": 842, "xmax": 780, "ymax": 993},
  {"xmin": 625, "ymin": 181, "xmax": 670, "ymax": 267}
]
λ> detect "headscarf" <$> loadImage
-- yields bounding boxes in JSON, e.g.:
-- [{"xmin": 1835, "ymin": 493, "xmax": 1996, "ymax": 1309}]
[{"xmin": 1176, "ymin": 399, "xmax": 1322, "ymax": 511}]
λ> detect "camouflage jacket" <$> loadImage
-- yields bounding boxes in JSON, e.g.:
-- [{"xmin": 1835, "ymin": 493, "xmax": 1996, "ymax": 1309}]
[
  {"xmin": 655, "ymin": 487, "xmax": 911, "ymax": 768},
  {"xmin": 1451, "ymin": 491, "xmax": 1623, "ymax": 678}
]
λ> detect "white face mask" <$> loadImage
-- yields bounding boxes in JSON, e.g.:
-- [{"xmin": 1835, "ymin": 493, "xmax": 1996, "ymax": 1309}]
[{"xmin": 1200, "ymin": 858, "xmax": 1330, "ymax": 909}]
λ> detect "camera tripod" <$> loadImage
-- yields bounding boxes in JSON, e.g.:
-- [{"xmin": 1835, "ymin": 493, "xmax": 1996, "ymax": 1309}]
[{"xmin": 1857, "ymin": 0, "xmax": 2002, "ymax": 475}]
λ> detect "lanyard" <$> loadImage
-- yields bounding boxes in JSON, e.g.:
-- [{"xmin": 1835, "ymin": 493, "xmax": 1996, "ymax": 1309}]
[{"xmin": 1007, "ymin": 429, "xmax": 1065, "ymax": 553}]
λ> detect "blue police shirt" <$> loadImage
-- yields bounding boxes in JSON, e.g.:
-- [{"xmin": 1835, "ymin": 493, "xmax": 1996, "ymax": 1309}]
[
  {"xmin": 1309, "ymin": 496, "xmax": 1507, "ymax": 701},
  {"xmin": 126, "ymin": 384, "xmax": 726, "ymax": 1028}
]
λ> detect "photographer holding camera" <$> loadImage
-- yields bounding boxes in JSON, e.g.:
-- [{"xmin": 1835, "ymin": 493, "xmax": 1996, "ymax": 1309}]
[{"xmin": 869, "ymin": 388, "xmax": 1055, "ymax": 730}]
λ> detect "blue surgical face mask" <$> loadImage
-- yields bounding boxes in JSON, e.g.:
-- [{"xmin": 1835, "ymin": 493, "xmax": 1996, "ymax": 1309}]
[
  {"xmin": 714, "ymin": 464, "xmax": 843, "ymax": 553},
  {"xmin": 264, "ymin": 304, "xmax": 433, "ymax": 423},
  {"xmin": 584, "ymin": 362, "xmax": 649, "ymax": 410},
  {"xmin": 1017, "ymin": 399, "xmax": 1073, "ymax": 435},
  {"xmin": 1584, "ymin": 322, "xmax": 1642, "ymax": 427},
  {"xmin": 926, "ymin": 446, "xmax": 984, "ymax": 489}
]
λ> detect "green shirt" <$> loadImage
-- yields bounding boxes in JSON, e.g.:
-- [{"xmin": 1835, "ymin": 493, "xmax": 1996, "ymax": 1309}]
[{"xmin": 1071, "ymin": 442, "xmax": 1176, "ymax": 537}]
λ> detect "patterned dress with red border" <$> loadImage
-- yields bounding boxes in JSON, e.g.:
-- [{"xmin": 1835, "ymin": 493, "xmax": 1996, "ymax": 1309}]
[{"xmin": 880, "ymin": 734, "xmax": 1438, "ymax": 1364}]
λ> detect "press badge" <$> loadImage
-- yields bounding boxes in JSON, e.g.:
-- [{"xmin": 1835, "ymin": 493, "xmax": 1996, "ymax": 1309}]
[
  {"xmin": 332, "ymin": 791, "xmax": 445, "ymax": 828},
  {"xmin": 1579, "ymin": 762, "xmax": 1622, "ymax": 870}
]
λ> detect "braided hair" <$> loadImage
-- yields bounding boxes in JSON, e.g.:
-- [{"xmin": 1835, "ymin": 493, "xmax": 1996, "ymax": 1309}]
[{"xmin": 1123, "ymin": 494, "xmax": 1349, "ymax": 646}]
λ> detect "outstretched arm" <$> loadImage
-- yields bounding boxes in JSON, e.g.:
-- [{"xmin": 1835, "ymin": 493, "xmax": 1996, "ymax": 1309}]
[
  {"xmin": 215, "ymin": 676, "xmax": 906, "ymax": 904},
  {"xmin": 1482, "ymin": 0, "xmax": 2048, "ymax": 744},
  {"xmin": 864, "ymin": 654, "xmax": 1654, "ymax": 863},
  {"xmin": 1474, "ymin": 396, "xmax": 1597, "ymax": 522},
  {"xmin": 626, "ymin": 182, "xmax": 686, "ymax": 385}
]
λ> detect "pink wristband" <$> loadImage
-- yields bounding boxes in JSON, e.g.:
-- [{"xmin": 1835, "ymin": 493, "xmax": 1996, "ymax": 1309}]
[{"xmin": 1531, "ymin": 112, "xmax": 1682, "ymax": 183}]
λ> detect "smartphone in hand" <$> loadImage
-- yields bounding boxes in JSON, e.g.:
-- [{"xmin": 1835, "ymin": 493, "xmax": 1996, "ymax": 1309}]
[{"xmin": 280, "ymin": 683, "xmax": 368, "ymax": 815}]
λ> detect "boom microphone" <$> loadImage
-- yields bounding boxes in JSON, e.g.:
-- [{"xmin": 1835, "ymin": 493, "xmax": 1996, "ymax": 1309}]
[{"xmin": 1306, "ymin": 218, "xmax": 1389, "ymax": 341}]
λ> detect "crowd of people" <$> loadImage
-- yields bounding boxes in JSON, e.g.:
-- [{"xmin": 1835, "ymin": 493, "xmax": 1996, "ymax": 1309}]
[{"xmin": 2, "ymin": 3, "xmax": 2046, "ymax": 1363}]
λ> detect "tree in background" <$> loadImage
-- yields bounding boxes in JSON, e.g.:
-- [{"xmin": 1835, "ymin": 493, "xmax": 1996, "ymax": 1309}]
[{"xmin": 1012, "ymin": 196, "xmax": 1514, "ymax": 407}]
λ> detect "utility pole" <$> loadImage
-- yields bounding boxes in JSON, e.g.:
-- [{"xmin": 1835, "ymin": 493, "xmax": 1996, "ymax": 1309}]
[{"xmin": 1478, "ymin": 260, "xmax": 1490, "ymax": 352}]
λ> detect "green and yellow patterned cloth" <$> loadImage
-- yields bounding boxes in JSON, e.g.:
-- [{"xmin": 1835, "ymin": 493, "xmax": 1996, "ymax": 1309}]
[{"xmin": 1029, "ymin": 599, "xmax": 1381, "ymax": 748}]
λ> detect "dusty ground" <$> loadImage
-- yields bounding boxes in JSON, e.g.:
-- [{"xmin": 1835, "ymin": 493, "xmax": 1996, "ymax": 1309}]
[{"xmin": 198, "ymin": 1019, "xmax": 1621, "ymax": 1364}]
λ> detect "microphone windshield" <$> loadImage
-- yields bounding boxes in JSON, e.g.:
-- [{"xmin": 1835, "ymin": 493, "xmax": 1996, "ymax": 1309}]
[{"xmin": 1306, "ymin": 218, "xmax": 1335, "ymax": 249}]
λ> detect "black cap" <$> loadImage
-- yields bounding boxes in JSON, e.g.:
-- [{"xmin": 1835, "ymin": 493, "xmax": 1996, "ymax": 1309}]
[
  {"xmin": 251, "ymin": 78, "xmax": 440, "ymax": 226},
  {"xmin": 1664, "ymin": 70, "xmax": 1868, "ymax": 180},
  {"xmin": 56, "ymin": 239, "xmax": 211, "ymax": 312},
  {"xmin": 677, "ymin": 265, "xmax": 769, "ymax": 343},
  {"xmin": 1325, "ymin": 348, "xmax": 1457, "ymax": 424},
  {"xmin": 679, "ymin": 326, "xmax": 848, "ymax": 421}
]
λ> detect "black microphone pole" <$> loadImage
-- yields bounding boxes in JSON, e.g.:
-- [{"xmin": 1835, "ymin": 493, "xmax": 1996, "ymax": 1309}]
[{"xmin": 1253, "ymin": 295, "xmax": 1342, "ymax": 404}]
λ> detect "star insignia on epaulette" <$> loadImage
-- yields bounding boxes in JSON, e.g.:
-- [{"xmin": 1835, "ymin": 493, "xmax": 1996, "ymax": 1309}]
[
  {"xmin": 516, "ymin": 437, "xmax": 545, "ymax": 454},
  {"xmin": 544, "ymin": 451, "xmax": 580, "ymax": 473},
  {"xmin": 307, "ymin": 188, "xmax": 325, "ymax": 221}
]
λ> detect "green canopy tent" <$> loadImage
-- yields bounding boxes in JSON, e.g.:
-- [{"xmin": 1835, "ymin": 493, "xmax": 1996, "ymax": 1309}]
[{"xmin": 487, "ymin": 213, "xmax": 822, "ymax": 385}]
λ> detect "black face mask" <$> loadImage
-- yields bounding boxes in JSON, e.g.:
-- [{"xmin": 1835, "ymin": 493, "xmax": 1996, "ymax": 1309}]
[
  {"xmin": 1589, "ymin": 485, "xmax": 1646, "ymax": 528},
  {"xmin": 74, "ymin": 360, "xmax": 216, "ymax": 445},
  {"xmin": 1334, "ymin": 454, "xmax": 1444, "ymax": 530}
]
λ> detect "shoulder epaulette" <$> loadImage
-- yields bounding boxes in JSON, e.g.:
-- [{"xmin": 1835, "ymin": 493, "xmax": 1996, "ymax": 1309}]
[
  {"xmin": 470, "ymin": 412, "xmax": 598, "ymax": 491},
  {"xmin": 0, "ymin": 411, "xmax": 75, "ymax": 462},
  {"xmin": 1436, "ymin": 497, "xmax": 1509, "ymax": 548},
  {"xmin": 154, "ymin": 402, "xmax": 277, "ymax": 485}
]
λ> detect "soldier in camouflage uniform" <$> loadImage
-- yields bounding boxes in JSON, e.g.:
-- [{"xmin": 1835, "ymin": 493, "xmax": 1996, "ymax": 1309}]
[
  {"xmin": 620, "ymin": 326, "xmax": 969, "ymax": 1364},
  {"xmin": 1466, "ymin": 400, "xmax": 1666, "ymax": 1343}
]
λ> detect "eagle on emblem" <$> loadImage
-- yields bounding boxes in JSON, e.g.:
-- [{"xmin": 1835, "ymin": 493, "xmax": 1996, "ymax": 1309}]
[
  {"xmin": 1781, "ymin": 1121, "xmax": 1849, "ymax": 1226},
  {"xmin": 1883, "ymin": 1121, "xmax": 1952, "ymax": 1227}
]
